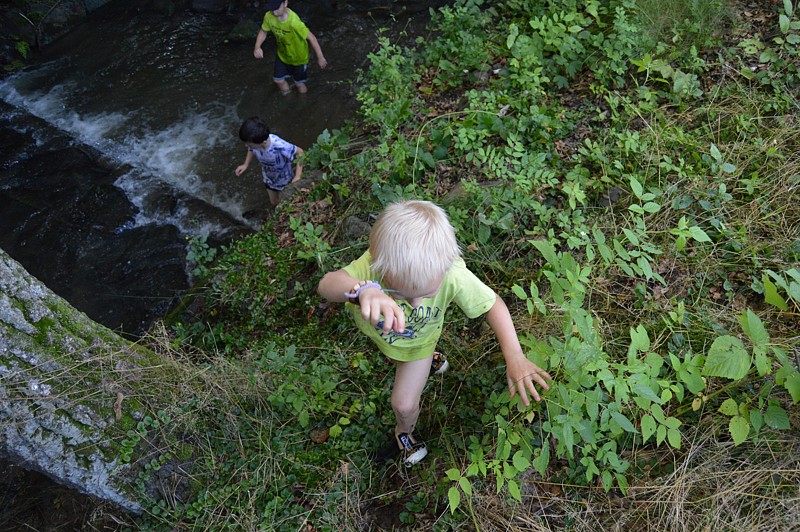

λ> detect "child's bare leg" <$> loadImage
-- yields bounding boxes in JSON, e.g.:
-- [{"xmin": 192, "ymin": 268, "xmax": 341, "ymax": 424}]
[
  {"xmin": 267, "ymin": 189, "xmax": 281, "ymax": 206},
  {"xmin": 295, "ymin": 81, "xmax": 308, "ymax": 94},
  {"xmin": 274, "ymin": 78, "xmax": 291, "ymax": 94},
  {"xmin": 391, "ymin": 356, "xmax": 433, "ymax": 447}
]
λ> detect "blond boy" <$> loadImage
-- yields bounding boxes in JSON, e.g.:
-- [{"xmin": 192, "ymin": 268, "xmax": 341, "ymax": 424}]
[{"xmin": 317, "ymin": 200, "xmax": 551, "ymax": 466}]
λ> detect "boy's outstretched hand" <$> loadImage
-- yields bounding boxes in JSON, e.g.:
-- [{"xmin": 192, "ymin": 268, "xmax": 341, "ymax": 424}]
[
  {"xmin": 486, "ymin": 295, "xmax": 553, "ymax": 407},
  {"xmin": 505, "ymin": 356, "xmax": 552, "ymax": 406}
]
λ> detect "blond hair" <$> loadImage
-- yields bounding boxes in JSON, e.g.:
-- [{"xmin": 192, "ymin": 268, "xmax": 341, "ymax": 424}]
[{"xmin": 369, "ymin": 200, "xmax": 461, "ymax": 292}]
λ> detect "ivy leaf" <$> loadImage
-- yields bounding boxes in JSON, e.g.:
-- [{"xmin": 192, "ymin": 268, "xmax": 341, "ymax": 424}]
[
  {"xmin": 702, "ymin": 335, "xmax": 751, "ymax": 380},
  {"xmin": 729, "ymin": 416, "xmax": 750, "ymax": 445},
  {"xmin": 764, "ymin": 404, "xmax": 790, "ymax": 430}
]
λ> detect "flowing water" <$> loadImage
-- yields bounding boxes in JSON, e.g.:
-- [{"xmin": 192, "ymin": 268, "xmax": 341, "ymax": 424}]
[{"xmin": 0, "ymin": 0, "xmax": 442, "ymax": 334}]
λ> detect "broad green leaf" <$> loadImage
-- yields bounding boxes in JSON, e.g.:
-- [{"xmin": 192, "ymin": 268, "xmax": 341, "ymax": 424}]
[
  {"xmin": 641, "ymin": 414, "xmax": 656, "ymax": 443},
  {"xmin": 750, "ymin": 410, "xmax": 764, "ymax": 433},
  {"xmin": 511, "ymin": 284, "xmax": 527, "ymax": 300},
  {"xmin": 298, "ymin": 410, "xmax": 309, "ymax": 428},
  {"xmin": 788, "ymin": 281, "xmax": 800, "ymax": 302},
  {"xmin": 445, "ymin": 468, "xmax": 461, "ymax": 481},
  {"xmin": 507, "ymin": 479, "xmax": 522, "ymax": 502},
  {"xmin": 780, "ymin": 14, "xmax": 790, "ymax": 34},
  {"xmin": 688, "ymin": 226, "xmax": 711, "ymax": 242},
  {"xmin": 611, "ymin": 411, "xmax": 637, "ymax": 433},
  {"xmin": 702, "ymin": 335, "xmax": 751, "ymax": 380},
  {"xmin": 531, "ymin": 239, "xmax": 559, "ymax": 266},
  {"xmin": 459, "ymin": 477, "xmax": 473, "ymax": 497},
  {"xmin": 628, "ymin": 325, "xmax": 650, "ymax": 364},
  {"xmin": 642, "ymin": 201, "xmax": 661, "ymax": 213},
  {"xmin": 630, "ymin": 176, "xmax": 644, "ymax": 199},
  {"xmin": 784, "ymin": 371, "xmax": 800, "ymax": 403},
  {"xmin": 448, "ymin": 486, "xmax": 461, "ymax": 512},
  {"xmin": 755, "ymin": 348, "xmax": 770, "ymax": 376},
  {"xmin": 616, "ymin": 473, "xmax": 629, "ymax": 495},
  {"xmin": 710, "ymin": 144, "xmax": 722, "ymax": 162},
  {"xmin": 633, "ymin": 383, "xmax": 662, "ymax": 405},
  {"xmin": 729, "ymin": 416, "xmax": 750, "ymax": 445},
  {"xmin": 740, "ymin": 309, "xmax": 769, "ymax": 348},
  {"xmin": 667, "ymin": 428, "xmax": 681, "ymax": 449},
  {"xmin": 601, "ymin": 470, "xmax": 613, "ymax": 492},
  {"xmin": 764, "ymin": 404, "xmax": 790, "ymax": 430},
  {"xmin": 680, "ymin": 368, "xmax": 706, "ymax": 394},
  {"xmin": 663, "ymin": 417, "xmax": 681, "ymax": 430},
  {"xmin": 533, "ymin": 445, "xmax": 550, "ymax": 475},
  {"xmin": 763, "ymin": 274, "xmax": 788, "ymax": 310},
  {"xmin": 785, "ymin": 0, "xmax": 794, "ymax": 16},
  {"xmin": 512, "ymin": 451, "xmax": 531, "ymax": 472},
  {"xmin": 656, "ymin": 424, "xmax": 667, "ymax": 445},
  {"xmin": 719, "ymin": 398, "xmax": 738, "ymax": 416},
  {"xmin": 329, "ymin": 424, "xmax": 342, "ymax": 437}
]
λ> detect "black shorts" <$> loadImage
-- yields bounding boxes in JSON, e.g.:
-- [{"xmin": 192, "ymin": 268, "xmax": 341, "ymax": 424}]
[{"xmin": 273, "ymin": 57, "xmax": 308, "ymax": 83}]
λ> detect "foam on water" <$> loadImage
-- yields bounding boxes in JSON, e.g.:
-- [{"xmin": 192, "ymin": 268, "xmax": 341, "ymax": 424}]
[{"xmin": 1, "ymin": 71, "xmax": 252, "ymax": 238}]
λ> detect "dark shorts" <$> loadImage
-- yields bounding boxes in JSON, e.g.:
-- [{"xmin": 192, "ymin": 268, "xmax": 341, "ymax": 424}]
[{"xmin": 273, "ymin": 57, "xmax": 308, "ymax": 84}]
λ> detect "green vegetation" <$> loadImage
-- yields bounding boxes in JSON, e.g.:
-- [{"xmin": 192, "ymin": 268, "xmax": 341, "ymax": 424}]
[{"xmin": 136, "ymin": 0, "xmax": 799, "ymax": 529}]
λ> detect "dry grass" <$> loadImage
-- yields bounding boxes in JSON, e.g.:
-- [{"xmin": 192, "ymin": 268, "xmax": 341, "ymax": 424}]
[{"xmin": 453, "ymin": 428, "xmax": 800, "ymax": 532}]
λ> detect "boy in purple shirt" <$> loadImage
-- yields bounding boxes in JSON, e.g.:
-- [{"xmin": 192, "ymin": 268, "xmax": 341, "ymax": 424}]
[{"xmin": 234, "ymin": 116, "xmax": 303, "ymax": 206}]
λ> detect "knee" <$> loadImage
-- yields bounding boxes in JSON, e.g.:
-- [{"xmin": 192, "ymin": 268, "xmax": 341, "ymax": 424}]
[{"xmin": 391, "ymin": 395, "xmax": 419, "ymax": 419}]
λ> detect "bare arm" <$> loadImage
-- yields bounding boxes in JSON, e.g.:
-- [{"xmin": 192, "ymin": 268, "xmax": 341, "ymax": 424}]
[
  {"xmin": 486, "ymin": 295, "xmax": 552, "ymax": 406},
  {"xmin": 254, "ymin": 29, "xmax": 268, "ymax": 59},
  {"xmin": 235, "ymin": 150, "xmax": 254, "ymax": 176},
  {"xmin": 306, "ymin": 31, "xmax": 327, "ymax": 69},
  {"xmin": 292, "ymin": 146, "xmax": 304, "ymax": 182},
  {"xmin": 317, "ymin": 269, "xmax": 405, "ymax": 333}
]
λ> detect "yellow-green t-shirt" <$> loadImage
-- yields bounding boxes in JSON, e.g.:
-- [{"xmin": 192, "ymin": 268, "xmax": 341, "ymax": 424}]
[
  {"xmin": 261, "ymin": 10, "xmax": 310, "ymax": 66},
  {"xmin": 343, "ymin": 252, "xmax": 497, "ymax": 362}
]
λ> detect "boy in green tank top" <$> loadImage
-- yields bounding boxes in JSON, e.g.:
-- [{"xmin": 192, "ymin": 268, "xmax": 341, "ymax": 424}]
[
  {"xmin": 253, "ymin": 0, "xmax": 328, "ymax": 94},
  {"xmin": 317, "ymin": 200, "xmax": 552, "ymax": 466}
]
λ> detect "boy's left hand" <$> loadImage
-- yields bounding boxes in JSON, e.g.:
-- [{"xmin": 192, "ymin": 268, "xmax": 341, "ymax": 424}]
[
  {"xmin": 318, "ymin": 57, "xmax": 328, "ymax": 69},
  {"xmin": 506, "ymin": 356, "xmax": 551, "ymax": 406}
]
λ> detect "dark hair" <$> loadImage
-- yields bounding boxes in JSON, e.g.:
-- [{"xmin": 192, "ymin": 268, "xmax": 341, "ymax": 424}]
[{"xmin": 239, "ymin": 116, "xmax": 270, "ymax": 143}]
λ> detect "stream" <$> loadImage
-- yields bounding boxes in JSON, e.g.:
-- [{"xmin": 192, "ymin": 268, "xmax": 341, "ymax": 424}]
[{"xmin": 0, "ymin": 0, "xmax": 442, "ymax": 334}]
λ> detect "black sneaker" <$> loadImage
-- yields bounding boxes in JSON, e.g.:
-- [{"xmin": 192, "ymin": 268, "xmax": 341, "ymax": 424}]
[
  {"xmin": 430, "ymin": 352, "xmax": 449, "ymax": 376},
  {"xmin": 372, "ymin": 438, "xmax": 401, "ymax": 464},
  {"xmin": 398, "ymin": 432, "xmax": 428, "ymax": 467}
]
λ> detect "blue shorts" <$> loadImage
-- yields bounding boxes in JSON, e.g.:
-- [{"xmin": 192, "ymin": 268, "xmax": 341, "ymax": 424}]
[{"xmin": 273, "ymin": 57, "xmax": 309, "ymax": 84}]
